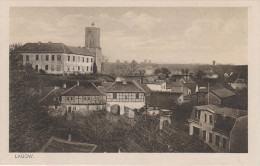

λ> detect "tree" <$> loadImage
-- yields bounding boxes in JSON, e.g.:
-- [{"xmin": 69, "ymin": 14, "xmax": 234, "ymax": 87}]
[
  {"xmin": 128, "ymin": 60, "xmax": 139, "ymax": 75},
  {"xmin": 9, "ymin": 43, "xmax": 23, "ymax": 71},
  {"xmin": 154, "ymin": 68, "xmax": 162, "ymax": 75},
  {"xmin": 161, "ymin": 67, "xmax": 171, "ymax": 77},
  {"xmin": 184, "ymin": 68, "xmax": 190, "ymax": 75},
  {"xmin": 93, "ymin": 61, "xmax": 98, "ymax": 74},
  {"xmin": 196, "ymin": 69, "xmax": 205, "ymax": 80}
]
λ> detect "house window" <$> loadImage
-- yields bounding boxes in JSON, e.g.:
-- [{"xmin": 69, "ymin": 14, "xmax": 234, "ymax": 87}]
[
  {"xmin": 87, "ymin": 66, "xmax": 89, "ymax": 71},
  {"xmin": 203, "ymin": 130, "xmax": 206, "ymax": 141},
  {"xmin": 209, "ymin": 133, "xmax": 212, "ymax": 143},
  {"xmin": 91, "ymin": 66, "xmax": 93, "ymax": 71},
  {"xmin": 204, "ymin": 114, "xmax": 207, "ymax": 122},
  {"xmin": 71, "ymin": 97, "xmax": 74, "ymax": 101},
  {"xmin": 52, "ymin": 55, "xmax": 55, "ymax": 61},
  {"xmin": 35, "ymin": 65, "xmax": 38, "ymax": 71},
  {"xmin": 91, "ymin": 58, "xmax": 93, "ymax": 62},
  {"xmin": 209, "ymin": 115, "xmax": 213, "ymax": 124},
  {"xmin": 68, "ymin": 56, "xmax": 70, "ymax": 61},
  {"xmin": 67, "ymin": 66, "xmax": 70, "ymax": 71},
  {"xmin": 82, "ymin": 57, "xmax": 84, "ymax": 62},
  {"xmin": 113, "ymin": 93, "xmax": 117, "ymax": 99},
  {"xmin": 73, "ymin": 56, "xmax": 75, "ymax": 62},
  {"xmin": 223, "ymin": 138, "xmax": 226, "ymax": 149},
  {"xmin": 46, "ymin": 55, "xmax": 49, "ymax": 61},
  {"xmin": 83, "ymin": 97, "xmax": 87, "ymax": 100},
  {"xmin": 77, "ymin": 57, "xmax": 80, "ymax": 62},
  {"xmin": 57, "ymin": 65, "xmax": 61, "ymax": 71},
  {"xmin": 57, "ymin": 55, "xmax": 61, "ymax": 61},
  {"xmin": 136, "ymin": 93, "xmax": 139, "ymax": 99},
  {"xmin": 45, "ymin": 65, "xmax": 48, "ymax": 70},
  {"xmin": 82, "ymin": 66, "xmax": 84, "ymax": 71},
  {"xmin": 26, "ymin": 55, "xmax": 29, "ymax": 62},
  {"xmin": 51, "ymin": 65, "xmax": 54, "ymax": 71},
  {"xmin": 216, "ymin": 135, "xmax": 220, "ymax": 146},
  {"xmin": 36, "ymin": 55, "xmax": 39, "ymax": 61},
  {"xmin": 87, "ymin": 58, "xmax": 89, "ymax": 63},
  {"xmin": 78, "ymin": 66, "xmax": 80, "ymax": 71},
  {"xmin": 66, "ymin": 97, "xmax": 70, "ymax": 101}
]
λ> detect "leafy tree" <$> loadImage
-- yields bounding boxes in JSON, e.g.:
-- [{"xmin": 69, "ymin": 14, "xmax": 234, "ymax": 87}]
[
  {"xmin": 9, "ymin": 43, "xmax": 23, "ymax": 71},
  {"xmin": 196, "ymin": 69, "xmax": 205, "ymax": 80},
  {"xmin": 154, "ymin": 68, "xmax": 162, "ymax": 75},
  {"xmin": 128, "ymin": 60, "xmax": 139, "ymax": 75}
]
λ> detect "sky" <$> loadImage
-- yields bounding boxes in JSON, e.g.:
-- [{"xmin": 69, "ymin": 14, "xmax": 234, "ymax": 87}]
[{"xmin": 9, "ymin": 7, "xmax": 248, "ymax": 65}]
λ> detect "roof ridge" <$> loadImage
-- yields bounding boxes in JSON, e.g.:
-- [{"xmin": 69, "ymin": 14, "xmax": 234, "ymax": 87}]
[
  {"xmin": 91, "ymin": 82, "xmax": 105, "ymax": 95},
  {"xmin": 38, "ymin": 88, "xmax": 56, "ymax": 104},
  {"xmin": 60, "ymin": 84, "xmax": 78, "ymax": 95}
]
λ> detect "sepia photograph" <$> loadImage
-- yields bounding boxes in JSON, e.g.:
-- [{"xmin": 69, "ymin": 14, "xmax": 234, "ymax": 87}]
[{"xmin": 1, "ymin": 0, "xmax": 260, "ymax": 165}]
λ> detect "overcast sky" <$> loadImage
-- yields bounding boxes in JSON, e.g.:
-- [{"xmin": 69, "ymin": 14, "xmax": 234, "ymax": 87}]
[{"xmin": 10, "ymin": 7, "xmax": 248, "ymax": 65}]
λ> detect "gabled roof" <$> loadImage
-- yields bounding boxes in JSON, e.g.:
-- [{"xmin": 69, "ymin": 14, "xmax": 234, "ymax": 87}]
[
  {"xmin": 107, "ymin": 81, "xmax": 145, "ymax": 93},
  {"xmin": 40, "ymin": 137, "xmax": 97, "ymax": 152},
  {"xmin": 148, "ymin": 92, "xmax": 181, "ymax": 109},
  {"xmin": 61, "ymin": 82, "xmax": 105, "ymax": 96},
  {"xmin": 211, "ymin": 88, "xmax": 235, "ymax": 98},
  {"xmin": 16, "ymin": 42, "xmax": 94, "ymax": 57}
]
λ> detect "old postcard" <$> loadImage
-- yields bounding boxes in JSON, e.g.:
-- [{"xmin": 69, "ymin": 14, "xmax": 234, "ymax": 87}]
[{"xmin": 0, "ymin": 0, "xmax": 260, "ymax": 165}]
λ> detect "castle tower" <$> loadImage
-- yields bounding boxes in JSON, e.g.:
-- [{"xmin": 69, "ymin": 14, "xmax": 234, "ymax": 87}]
[{"xmin": 85, "ymin": 23, "xmax": 102, "ymax": 73}]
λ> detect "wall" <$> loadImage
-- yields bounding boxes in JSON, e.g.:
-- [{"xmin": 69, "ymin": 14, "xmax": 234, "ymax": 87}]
[
  {"xmin": 189, "ymin": 109, "xmax": 230, "ymax": 152},
  {"xmin": 205, "ymin": 92, "xmax": 221, "ymax": 105},
  {"xmin": 22, "ymin": 53, "xmax": 94, "ymax": 75},
  {"xmin": 61, "ymin": 95, "xmax": 106, "ymax": 105},
  {"xmin": 106, "ymin": 102, "xmax": 145, "ymax": 115}
]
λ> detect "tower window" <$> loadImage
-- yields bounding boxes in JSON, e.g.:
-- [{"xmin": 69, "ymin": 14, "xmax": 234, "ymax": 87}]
[
  {"xmin": 26, "ymin": 55, "xmax": 29, "ymax": 62},
  {"xmin": 35, "ymin": 65, "xmax": 38, "ymax": 71},
  {"xmin": 68, "ymin": 56, "xmax": 70, "ymax": 61},
  {"xmin": 52, "ymin": 55, "xmax": 55, "ymax": 61},
  {"xmin": 57, "ymin": 55, "xmax": 61, "ymax": 61}
]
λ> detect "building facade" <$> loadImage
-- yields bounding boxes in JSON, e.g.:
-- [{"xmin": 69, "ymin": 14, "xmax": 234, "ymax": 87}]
[
  {"xmin": 106, "ymin": 80, "xmax": 146, "ymax": 115},
  {"xmin": 16, "ymin": 23, "xmax": 103, "ymax": 74},
  {"xmin": 188, "ymin": 105, "xmax": 248, "ymax": 152}
]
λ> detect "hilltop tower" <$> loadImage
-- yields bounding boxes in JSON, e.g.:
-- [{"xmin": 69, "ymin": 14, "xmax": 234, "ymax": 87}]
[{"xmin": 85, "ymin": 22, "xmax": 102, "ymax": 73}]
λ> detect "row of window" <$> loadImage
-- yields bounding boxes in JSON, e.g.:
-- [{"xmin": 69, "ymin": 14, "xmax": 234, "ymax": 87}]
[
  {"xmin": 204, "ymin": 114, "xmax": 213, "ymax": 124},
  {"xmin": 202, "ymin": 130, "xmax": 227, "ymax": 149},
  {"xmin": 67, "ymin": 65, "xmax": 92, "ymax": 72},
  {"xmin": 25, "ymin": 55, "xmax": 93, "ymax": 63},
  {"xmin": 67, "ymin": 55, "xmax": 93, "ymax": 63},
  {"xmin": 112, "ymin": 93, "xmax": 140, "ymax": 99},
  {"xmin": 35, "ymin": 64, "xmax": 61, "ymax": 71},
  {"xmin": 26, "ymin": 55, "xmax": 62, "ymax": 62}
]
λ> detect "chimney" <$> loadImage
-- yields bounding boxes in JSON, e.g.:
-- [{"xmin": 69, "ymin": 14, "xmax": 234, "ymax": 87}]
[
  {"xmin": 123, "ymin": 80, "xmax": 127, "ymax": 85},
  {"xmin": 54, "ymin": 86, "xmax": 59, "ymax": 90},
  {"xmin": 77, "ymin": 80, "xmax": 80, "ymax": 86},
  {"xmin": 63, "ymin": 82, "xmax": 67, "ymax": 89},
  {"xmin": 68, "ymin": 134, "xmax": 71, "ymax": 142}
]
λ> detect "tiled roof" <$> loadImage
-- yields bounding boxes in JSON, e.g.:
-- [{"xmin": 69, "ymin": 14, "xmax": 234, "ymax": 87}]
[
  {"xmin": 40, "ymin": 137, "xmax": 97, "ymax": 152},
  {"xmin": 211, "ymin": 88, "xmax": 235, "ymax": 98},
  {"xmin": 148, "ymin": 92, "xmax": 181, "ymax": 109},
  {"xmin": 61, "ymin": 82, "xmax": 104, "ymax": 96},
  {"xmin": 193, "ymin": 105, "xmax": 247, "ymax": 118},
  {"xmin": 107, "ymin": 81, "xmax": 145, "ymax": 93},
  {"xmin": 16, "ymin": 42, "xmax": 94, "ymax": 56}
]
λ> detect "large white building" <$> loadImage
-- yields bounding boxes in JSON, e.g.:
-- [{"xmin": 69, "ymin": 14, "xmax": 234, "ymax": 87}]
[{"xmin": 16, "ymin": 23, "xmax": 102, "ymax": 74}]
